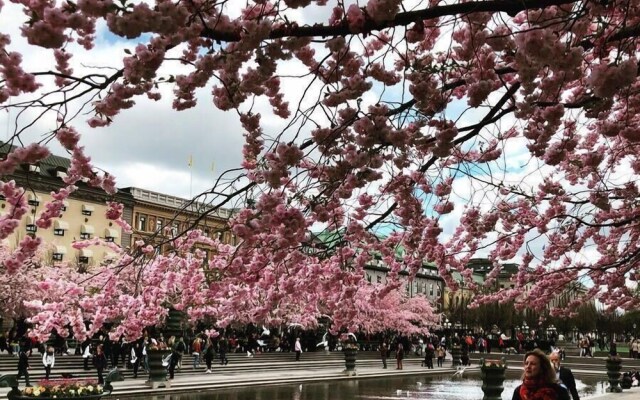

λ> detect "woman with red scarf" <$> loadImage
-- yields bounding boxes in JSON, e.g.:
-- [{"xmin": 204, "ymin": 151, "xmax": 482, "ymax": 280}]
[{"xmin": 512, "ymin": 349, "xmax": 570, "ymax": 400}]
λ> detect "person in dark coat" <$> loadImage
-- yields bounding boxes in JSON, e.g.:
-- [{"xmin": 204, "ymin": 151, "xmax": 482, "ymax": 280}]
[
  {"xmin": 130, "ymin": 341, "xmax": 142, "ymax": 378},
  {"xmin": 17, "ymin": 347, "xmax": 30, "ymax": 387},
  {"xmin": 203, "ymin": 338, "xmax": 215, "ymax": 373},
  {"xmin": 380, "ymin": 341, "xmax": 389, "ymax": 369},
  {"xmin": 119, "ymin": 338, "xmax": 128, "ymax": 368},
  {"xmin": 395, "ymin": 342, "xmax": 404, "ymax": 370},
  {"xmin": 424, "ymin": 341, "xmax": 435, "ymax": 369},
  {"xmin": 168, "ymin": 349, "xmax": 180, "ymax": 379},
  {"xmin": 103, "ymin": 335, "xmax": 112, "ymax": 366},
  {"xmin": 218, "ymin": 336, "xmax": 229, "ymax": 365},
  {"xmin": 93, "ymin": 344, "xmax": 108, "ymax": 384},
  {"xmin": 550, "ymin": 352, "xmax": 580, "ymax": 400},
  {"xmin": 81, "ymin": 339, "xmax": 92, "ymax": 370}
]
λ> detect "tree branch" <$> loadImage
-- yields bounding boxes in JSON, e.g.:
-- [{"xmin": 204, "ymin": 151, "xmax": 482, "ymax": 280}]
[{"xmin": 201, "ymin": 0, "xmax": 578, "ymax": 42}]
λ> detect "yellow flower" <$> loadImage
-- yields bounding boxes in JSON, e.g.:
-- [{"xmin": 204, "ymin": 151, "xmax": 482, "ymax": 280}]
[
  {"xmin": 32, "ymin": 389, "xmax": 40, "ymax": 396},
  {"xmin": 87, "ymin": 385, "xmax": 94, "ymax": 392},
  {"xmin": 23, "ymin": 387, "xmax": 33, "ymax": 395}
]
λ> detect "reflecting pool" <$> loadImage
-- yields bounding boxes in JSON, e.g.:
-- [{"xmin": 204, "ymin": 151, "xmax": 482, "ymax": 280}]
[{"xmin": 129, "ymin": 372, "xmax": 608, "ymax": 400}]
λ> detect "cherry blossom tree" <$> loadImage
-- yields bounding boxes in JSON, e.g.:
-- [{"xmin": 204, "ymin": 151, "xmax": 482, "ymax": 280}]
[{"xmin": 2, "ymin": 0, "xmax": 640, "ymax": 338}]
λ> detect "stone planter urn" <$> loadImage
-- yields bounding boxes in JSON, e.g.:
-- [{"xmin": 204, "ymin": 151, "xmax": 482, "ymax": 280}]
[
  {"xmin": 480, "ymin": 358, "xmax": 507, "ymax": 400},
  {"xmin": 146, "ymin": 349, "xmax": 172, "ymax": 389},
  {"xmin": 606, "ymin": 355, "xmax": 622, "ymax": 392},
  {"xmin": 451, "ymin": 345, "xmax": 462, "ymax": 367},
  {"xmin": 343, "ymin": 347, "xmax": 358, "ymax": 376}
]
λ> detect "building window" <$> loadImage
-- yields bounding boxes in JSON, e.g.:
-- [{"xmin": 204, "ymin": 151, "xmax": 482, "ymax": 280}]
[
  {"xmin": 377, "ymin": 276, "xmax": 382, "ymax": 284},
  {"xmin": 78, "ymin": 249, "xmax": 92, "ymax": 264},
  {"xmin": 437, "ymin": 286, "xmax": 441, "ymax": 297},
  {"xmin": 26, "ymin": 224, "xmax": 37, "ymax": 233},
  {"xmin": 28, "ymin": 194, "xmax": 40, "ymax": 206},
  {"xmin": 156, "ymin": 218, "xmax": 163, "ymax": 233},
  {"xmin": 54, "ymin": 220, "xmax": 69, "ymax": 236},
  {"xmin": 82, "ymin": 204, "xmax": 95, "ymax": 216},
  {"xmin": 171, "ymin": 222, "xmax": 179, "ymax": 237},
  {"xmin": 137, "ymin": 214, "xmax": 147, "ymax": 231},
  {"xmin": 80, "ymin": 224, "xmax": 94, "ymax": 240},
  {"xmin": 366, "ymin": 274, "xmax": 371, "ymax": 283},
  {"xmin": 53, "ymin": 253, "xmax": 63, "ymax": 261},
  {"xmin": 430, "ymin": 284, "xmax": 434, "ymax": 296},
  {"xmin": 104, "ymin": 228, "xmax": 119, "ymax": 243}
]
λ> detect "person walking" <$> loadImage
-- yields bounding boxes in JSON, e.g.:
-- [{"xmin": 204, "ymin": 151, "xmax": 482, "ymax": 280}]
[
  {"xmin": 379, "ymin": 341, "xmax": 389, "ymax": 369},
  {"xmin": 110, "ymin": 337, "xmax": 120, "ymax": 368},
  {"xmin": 192, "ymin": 337, "xmax": 202, "ymax": 369},
  {"xmin": 168, "ymin": 348, "xmax": 180, "ymax": 380},
  {"xmin": 294, "ymin": 337, "xmax": 302, "ymax": 361},
  {"xmin": 512, "ymin": 349, "xmax": 570, "ymax": 400},
  {"xmin": 174, "ymin": 337, "xmax": 186, "ymax": 370},
  {"xmin": 550, "ymin": 351, "xmax": 580, "ymax": 400},
  {"xmin": 436, "ymin": 344, "xmax": 445, "ymax": 367},
  {"xmin": 17, "ymin": 346, "xmax": 30, "ymax": 387},
  {"xmin": 93, "ymin": 344, "xmax": 108, "ymax": 385},
  {"xmin": 218, "ymin": 336, "xmax": 229, "ymax": 365},
  {"xmin": 203, "ymin": 338, "xmax": 215, "ymax": 373},
  {"xmin": 395, "ymin": 342, "xmax": 404, "ymax": 370},
  {"xmin": 42, "ymin": 346, "xmax": 55, "ymax": 380},
  {"xmin": 130, "ymin": 342, "xmax": 141, "ymax": 378},
  {"xmin": 424, "ymin": 341, "xmax": 435, "ymax": 369},
  {"xmin": 82, "ymin": 340, "xmax": 92, "ymax": 370}
]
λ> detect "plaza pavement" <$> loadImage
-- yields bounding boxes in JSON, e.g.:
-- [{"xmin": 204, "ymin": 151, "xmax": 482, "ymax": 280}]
[{"xmin": 1, "ymin": 355, "xmax": 638, "ymax": 399}]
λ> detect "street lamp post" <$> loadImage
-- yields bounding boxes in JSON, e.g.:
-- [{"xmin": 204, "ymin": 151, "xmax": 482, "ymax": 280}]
[{"xmin": 445, "ymin": 318, "xmax": 452, "ymax": 339}]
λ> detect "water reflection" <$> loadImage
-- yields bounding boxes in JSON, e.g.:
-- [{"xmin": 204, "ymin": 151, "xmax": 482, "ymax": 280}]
[{"xmin": 134, "ymin": 373, "xmax": 608, "ymax": 400}]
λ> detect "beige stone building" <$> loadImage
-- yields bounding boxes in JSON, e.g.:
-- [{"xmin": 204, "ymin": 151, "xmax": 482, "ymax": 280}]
[{"xmin": 0, "ymin": 145, "xmax": 134, "ymax": 267}]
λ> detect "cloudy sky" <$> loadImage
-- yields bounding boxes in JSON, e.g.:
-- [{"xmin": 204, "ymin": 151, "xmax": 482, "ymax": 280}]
[{"xmin": 0, "ymin": 1, "xmax": 342, "ymax": 200}]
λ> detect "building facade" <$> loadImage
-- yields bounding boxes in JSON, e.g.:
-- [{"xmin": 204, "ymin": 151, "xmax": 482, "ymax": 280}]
[
  {"xmin": 0, "ymin": 145, "xmax": 134, "ymax": 267},
  {"xmin": 123, "ymin": 187, "xmax": 237, "ymax": 260}
]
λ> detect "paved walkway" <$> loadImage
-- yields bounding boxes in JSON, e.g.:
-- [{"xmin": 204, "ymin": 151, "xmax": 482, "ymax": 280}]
[{"xmin": 1, "ymin": 362, "xmax": 638, "ymax": 399}]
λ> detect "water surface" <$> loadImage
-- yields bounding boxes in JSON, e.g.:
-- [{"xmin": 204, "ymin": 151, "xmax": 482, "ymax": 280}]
[{"xmin": 133, "ymin": 372, "xmax": 609, "ymax": 400}]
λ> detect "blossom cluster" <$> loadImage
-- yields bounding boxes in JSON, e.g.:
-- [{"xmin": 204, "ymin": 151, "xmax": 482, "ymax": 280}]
[{"xmin": 0, "ymin": 0, "xmax": 639, "ymax": 341}]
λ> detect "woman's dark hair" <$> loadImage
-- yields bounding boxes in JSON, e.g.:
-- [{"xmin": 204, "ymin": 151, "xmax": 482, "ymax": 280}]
[{"xmin": 521, "ymin": 348, "xmax": 557, "ymax": 384}]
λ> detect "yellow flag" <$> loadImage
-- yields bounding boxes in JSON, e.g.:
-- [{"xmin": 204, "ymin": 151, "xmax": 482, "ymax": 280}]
[{"xmin": 188, "ymin": 155, "xmax": 193, "ymax": 168}]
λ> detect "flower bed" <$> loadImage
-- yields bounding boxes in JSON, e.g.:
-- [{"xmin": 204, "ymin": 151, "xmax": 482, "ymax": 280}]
[{"xmin": 20, "ymin": 379, "xmax": 103, "ymax": 398}]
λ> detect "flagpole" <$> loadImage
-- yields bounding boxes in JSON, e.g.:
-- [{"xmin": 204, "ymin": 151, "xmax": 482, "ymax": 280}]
[{"xmin": 189, "ymin": 155, "xmax": 193, "ymax": 199}]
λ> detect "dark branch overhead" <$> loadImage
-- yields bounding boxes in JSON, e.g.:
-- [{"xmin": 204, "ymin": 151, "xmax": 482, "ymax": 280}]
[{"xmin": 201, "ymin": 0, "xmax": 578, "ymax": 42}]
